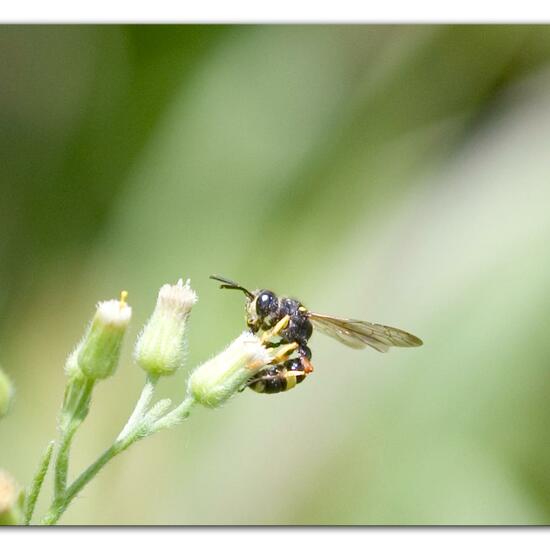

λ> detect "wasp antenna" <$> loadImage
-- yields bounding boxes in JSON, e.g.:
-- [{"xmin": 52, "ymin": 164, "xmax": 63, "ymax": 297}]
[
  {"xmin": 210, "ymin": 274, "xmax": 239, "ymax": 286},
  {"xmin": 209, "ymin": 274, "xmax": 254, "ymax": 300}
]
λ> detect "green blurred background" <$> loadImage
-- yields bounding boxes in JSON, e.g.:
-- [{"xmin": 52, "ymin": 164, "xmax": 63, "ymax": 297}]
[{"xmin": 1, "ymin": 25, "xmax": 549, "ymax": 525}]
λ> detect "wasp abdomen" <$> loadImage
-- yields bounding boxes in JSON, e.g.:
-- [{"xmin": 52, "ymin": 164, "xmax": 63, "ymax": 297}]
[{"xmin": 248, "ymin": 359, "xmax": 308, "ymax": 394}]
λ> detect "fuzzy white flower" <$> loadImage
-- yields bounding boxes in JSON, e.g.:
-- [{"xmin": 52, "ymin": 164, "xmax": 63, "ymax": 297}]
[
  {"xmin": 95, "ymin": 293, "xmax": 133, "ymax": 328},
  {"xmin": 135, "ymin": 279, "xmax": 197, "ymax": 377},
  {"xmin": 69, "ymin": 292, "xmax": 132, "ymax": 381},
  {"xmin": 188, "ymin": 331, "xmax": 296, "ymax": 408}
]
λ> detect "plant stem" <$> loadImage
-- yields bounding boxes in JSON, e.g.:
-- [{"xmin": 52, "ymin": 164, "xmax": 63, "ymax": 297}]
[
  {"xmin": 41, "ymin": 443, "xmax": 118, "ymax": 525},
  {"xmin": 151, "ymin": 395, "xmax": 195, "ymax": 432},
  {"xmin": 41, "ymin": 394, "xmax": 196, "ymax": 525},
  {"xmin": 24, "ymin": 441, "xmax": 54, "ymax": 525},
  {"xmin": 53, "ymin": 425, "xmax": 76, "ymax": 499},
  {"xmin": 54, "ymin": 376, "xmax": 95, "ymax": 499},
  {"xmin": 116, "ymin": 373, "xmax": 159, "ymax": 442}
]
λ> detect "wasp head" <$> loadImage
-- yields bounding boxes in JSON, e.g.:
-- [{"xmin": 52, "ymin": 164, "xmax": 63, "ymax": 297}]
[{"xmin": 210, "ymin": 275, "xmax": 279, "ymax": 333}]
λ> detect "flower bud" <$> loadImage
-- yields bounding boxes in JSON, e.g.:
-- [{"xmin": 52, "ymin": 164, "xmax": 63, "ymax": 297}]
[
  {"xmin": 135, "ymin": 279, "xmax": 197, "ymax": 377},
  {"xmin": 0, "ymin": 470, "xmax": 24, "ymax": 525},
  {"xmin": 189, "ymin": 331, "xmax": 295, "ymax": 408},
  {"xmin": 69, "ymin": 292, "xmax": 132, "ymax": 381},
  {"xmin": 0, "ymin": 367, "xmax": 14, "ymax": 419}
]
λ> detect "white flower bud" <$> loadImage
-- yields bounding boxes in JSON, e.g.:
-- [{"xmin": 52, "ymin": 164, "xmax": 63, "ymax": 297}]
[
  {"xmin": 68, "ymin": 292, "xmax": 132, "ymax": 381},
  {"xmin": 135, "ymin": 279, "xmax": 197, "ymax": 377},
  {"xmin": 189, "ymin": 331, "xmax": 294, "ymax": 408}
]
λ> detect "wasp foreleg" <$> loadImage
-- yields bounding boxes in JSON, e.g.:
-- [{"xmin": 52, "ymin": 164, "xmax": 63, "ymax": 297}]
[{"xmin": 261, "ymin": 314, "xmax": 291, "ymax": 345}]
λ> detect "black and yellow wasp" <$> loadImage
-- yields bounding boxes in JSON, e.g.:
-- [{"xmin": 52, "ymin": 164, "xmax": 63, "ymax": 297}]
[{"xmin": 210, "ymin": 275, "xmax": 423, "ymax": 395}]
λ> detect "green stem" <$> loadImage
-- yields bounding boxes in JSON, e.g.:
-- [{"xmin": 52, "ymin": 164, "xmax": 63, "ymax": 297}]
[
  {"xmin": 41, "ymin": 394, "xmax": 196, "ymax": 525},
  {"xmin": 150, "ymin": 395, "xmax": 195, "ymax": 432},
  {"xmin": 54, "ymin": 426, "xmax": 76, "ymax": 499},
  {"xmin": 24, "ymin": 441, "xmax": 55, "ymax": 525},
  {"xmin": 41, "ymin": 443, "xmax": 119, "ymax": 525},
  {"xmin": 54, "ymin": 376, "xmax": 95, "ymax": 499},
  {"xmin": 116, "ymin": 373, "xmax": 159, "ymax": 442}
]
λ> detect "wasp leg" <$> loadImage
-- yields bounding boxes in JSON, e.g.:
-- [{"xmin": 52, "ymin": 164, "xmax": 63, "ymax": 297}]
[
  {"xmin": 269, "ymin": 341, "xmax": 298, "ymax": 365},
  {"xmin": 300, "ymin": 355, "xmax": 314, "ymax": 374},
  {"xmin": 261, "ymin": 314, "xmax": 290, "ymax": 345}
]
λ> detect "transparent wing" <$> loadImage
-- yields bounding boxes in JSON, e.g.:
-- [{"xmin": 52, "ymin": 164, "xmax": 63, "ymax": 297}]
[{"xmin": 309, "ymin": 313, "xmax": 423, "ymax": 353}]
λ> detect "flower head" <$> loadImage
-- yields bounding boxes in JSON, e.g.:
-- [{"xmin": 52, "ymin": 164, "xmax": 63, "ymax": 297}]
[
  {"xmin": 188, "ymin": 331, "xmax": 297, "ymax": 408},
  {"xmin": 67, "ymin": 291, "xmax": 132, "ymax": 381},
  {"xmin": 135, "ymin": 279, "xmax": 197, "ymax": 377}
]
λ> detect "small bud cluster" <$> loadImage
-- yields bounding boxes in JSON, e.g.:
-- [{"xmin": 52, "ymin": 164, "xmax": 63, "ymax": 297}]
[
  {"xmin": 13, "ymin": 275, "xmax": 302, "ymax": 525},
  {"xmin": 63, "ymin": 279, "xmax": 198, "ymax": 388}
]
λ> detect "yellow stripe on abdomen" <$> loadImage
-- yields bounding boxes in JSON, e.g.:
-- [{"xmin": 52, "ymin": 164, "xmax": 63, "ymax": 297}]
[{"xmin": 284, "ymin": 371, "xmax": 297, "ymax": 391}]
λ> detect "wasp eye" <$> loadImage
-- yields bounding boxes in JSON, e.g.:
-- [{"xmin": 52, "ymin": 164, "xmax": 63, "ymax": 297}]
[{"xmin": 256, "ymin": 291, "xmax": 277, "ymax": 317}]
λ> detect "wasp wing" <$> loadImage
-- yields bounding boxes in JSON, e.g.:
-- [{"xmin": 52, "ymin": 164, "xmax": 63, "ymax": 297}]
[{"xmin": 309, "ymin": 313, "xmax": 423, "ymax": 353}]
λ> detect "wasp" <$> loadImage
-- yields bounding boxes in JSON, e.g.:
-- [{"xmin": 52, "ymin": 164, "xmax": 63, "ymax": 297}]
[{"xmin": 210, "ymin": 275, "xmax": 423, "ymax": 395}]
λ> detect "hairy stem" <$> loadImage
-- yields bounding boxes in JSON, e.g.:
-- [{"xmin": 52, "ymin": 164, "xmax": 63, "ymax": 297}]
[
  {"xmin": 54, "ymin": 376, "xmax": 95, "ymax": 499},
  {"xmin": 41, "ymin": 444, "xmax": 118, "ymax": 525},
  {"xmin": 151, "ymin": 395, "xmax": 195, "ymax": 432},
  {"xmin": 24, "ymin": 441, "xmax": 55, "ymax": 525},
  {"xmin": 41, "ymin": 394, "xmax": 195, "ymax": 525},
  {"xmin": 53, "ymin": 426, "xmax": 77, "ymax": 499},
  {"xmin": 116, "ymin": 373, "xmax": 159, "ymax": 442}
]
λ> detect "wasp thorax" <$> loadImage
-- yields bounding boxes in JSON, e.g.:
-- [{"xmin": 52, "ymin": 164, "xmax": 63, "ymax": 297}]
[
  {"xmin": 279, "ymin": 297, "xmax": 299, "ymax": 316},
  {"xmin": 285, "ymin": 316, "xmax": 313, "ymax": 346}
]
